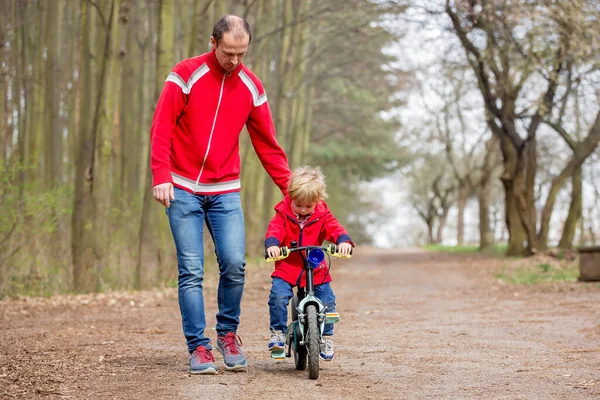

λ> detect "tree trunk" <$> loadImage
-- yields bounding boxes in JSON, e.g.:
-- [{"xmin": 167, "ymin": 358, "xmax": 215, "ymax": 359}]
[
  {"xmin": 137, "ymin": 153, "xmax": 156, "ymax": 290},
  {"xmin": 512, "ymin": 143, "xmax": 538, "ymax": 254},
  {"xmin": 558, "ymin": 166, "xmax": 582, "ymax": 249},
  {"xmin": 478, "ymin": 136, "xmax": 498, "ymax": 250},
  {"xmin": 0, "ymin": 5, "xmax": 7, "ymax": 165},
  {"xmin": 478, "ymin": 182, "xmax": 493, "ymax": 250},
  {"xmin": 497, "ymin": 135, "xmax": 528, "ymax": 256},
  {"xmin": 502, "ymin": 178, "xmax": 527, "ymax": 256},
  {"xmin": 456, "ymin": 181, "xmax": 467, "ymax": 247},
  {"xmin": 72, "ymin": 0, "xmax": 111, "ymax": 292},
  {"xmin": 284, "ymin": 0, "xmax": 310, "ymax": 168},
  {"xmin": 65, "ymin": 1, "xmax": 82, "ymax": 187},
  {"xmin": 523, "ymin": 132, "xmax": 538, "ymax": 249},
  {"xmin": 239, "ymin": 0, "xmax": 269, "ymax": 252},
  {"xmin": 436, "ymin": 205, "xmax": 450, "ymax": 245},
  {"xmin": 44, "ymin": 0, "xmax": 67, "ymax": 265},
  {"xmin": 45, "ymin": 0, "xmax": 64, "ymax": 187},
  {"xmin": 95, "ymin": 0, "xmax": 131, "ymax": 281},
  {"xmin": 32, "ymin": 2, "xmax": 48, "ymax": 188},
  {"xmin": 15, "ymin": 1, "xmax": 29, "ymax": 196},
  {"xmin": 588, "ymin": 215, "xmax": 596, "ymax": 246},
  {"xmin": 137, "ymin": 0, "xmax": 175, "ymax": 289},
  {"xmin": 259, "ymin": 0, "xmax": 293, "ymax": 235},
  {"xmin": 72, "ymin": 0, "xmax": 129, "ymax": 292},
  {"xmin": 194, "ymin": 0, "xmax": 214, "ymax": 56},
  {"xmin": 427, "ymin": 219, "xmax": 434, "ymax": 245},
  {"xmin": 537, "ymin": 172, "xmax": 571, "ymax": 250}
]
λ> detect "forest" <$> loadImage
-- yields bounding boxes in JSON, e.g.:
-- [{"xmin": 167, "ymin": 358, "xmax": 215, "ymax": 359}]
[{"xmin": 1, "ymin": 0, "xmax": 599, "ymax": 297}]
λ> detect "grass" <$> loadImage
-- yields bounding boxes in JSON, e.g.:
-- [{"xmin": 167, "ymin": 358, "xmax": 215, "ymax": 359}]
[
  {"xmin": 495, "ymin": 262, "xmax": 580, "ymax": 285},
  {"xmin": 424, "ymin": 243, "xmax": 508, "ymax": 257}
]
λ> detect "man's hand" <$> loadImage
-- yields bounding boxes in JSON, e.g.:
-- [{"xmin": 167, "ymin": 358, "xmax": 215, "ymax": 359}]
[
  {"xmin": 337, "ymin": 242, "xmax": 352, "ymax": 256},
  {"xmin": 153, "ymin": 182, "xmax": 175, "ymax": 208},
  {"xmin": 266, "ymin": 246, "xmax": 281, "ymax": 258}
]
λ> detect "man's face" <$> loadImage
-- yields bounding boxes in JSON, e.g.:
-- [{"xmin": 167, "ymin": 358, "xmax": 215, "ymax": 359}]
[{"xmin": 211, "ymin": 32, "xmax": 249, "ymax": 72}]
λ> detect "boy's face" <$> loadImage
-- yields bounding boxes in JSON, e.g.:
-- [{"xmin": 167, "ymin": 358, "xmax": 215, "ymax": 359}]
[{"xmin": 291, "ymin": 200, "xmax": 317, "ymax": 217}]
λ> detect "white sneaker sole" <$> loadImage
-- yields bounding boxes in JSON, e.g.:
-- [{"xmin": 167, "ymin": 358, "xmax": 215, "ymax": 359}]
[
  {"xmin": 222, "ymin": 361, "xmax": 247, "ymax": 371},
  {"xmin": 189, "ymin": 366, "xmax": 218, "ymax": 375}
]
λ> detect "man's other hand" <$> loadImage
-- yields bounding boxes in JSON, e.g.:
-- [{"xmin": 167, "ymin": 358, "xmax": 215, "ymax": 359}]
[{"xmin": 153, "ymin": 182, "xmax": 175, "ymax": 208}]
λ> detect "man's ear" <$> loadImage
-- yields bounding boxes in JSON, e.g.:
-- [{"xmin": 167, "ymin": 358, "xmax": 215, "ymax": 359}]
[{"xmin": 210, "ymin": 36, "xmax": 217, "ymax": 49}]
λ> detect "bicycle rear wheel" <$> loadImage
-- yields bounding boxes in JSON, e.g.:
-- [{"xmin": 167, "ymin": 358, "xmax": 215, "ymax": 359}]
[
  {"xmin": 293, "ymin": 338, "xmax": 307, "ymax": 371},
  {"xmin": 291, "ymin": 297, "xmax": 307, "ymax": 370}
]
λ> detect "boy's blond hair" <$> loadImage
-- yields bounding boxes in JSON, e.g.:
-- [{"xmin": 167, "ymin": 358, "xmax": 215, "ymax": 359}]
[{"xmin": 287, "ymin": 166, "xmax": 328, "ymax": 204}]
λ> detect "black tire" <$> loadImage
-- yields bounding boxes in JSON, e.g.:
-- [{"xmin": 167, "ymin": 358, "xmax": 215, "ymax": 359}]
[
  {"xmin": 306, "ymin": 304, "xmax": 320, "ymax": 379},
  {"xmin": 291, "ymin": 297, "xmax": 307, "ymax": 370},
  {"xmin": 291, "ymin": 296, "xmax": 299, "ymax": 320},
  {"xmin": 294, "ymin": 337, "xmax": 307, "ymax": 371}
]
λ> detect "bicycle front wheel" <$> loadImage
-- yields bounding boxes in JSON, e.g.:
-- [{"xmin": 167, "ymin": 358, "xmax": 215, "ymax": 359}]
[{"xmin": 306, "ymin": 304, "xmax": 320, "ymax": 379}]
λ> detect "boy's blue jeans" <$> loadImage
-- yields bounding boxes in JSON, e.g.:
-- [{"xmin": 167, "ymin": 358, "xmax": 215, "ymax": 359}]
[
  {"xmin": 268, "ymin": 277, "xmax": 336, "ymax": 336},
  {"xmin": 166, "ymin": 187, "xmax": 246, "ymax": 353}
]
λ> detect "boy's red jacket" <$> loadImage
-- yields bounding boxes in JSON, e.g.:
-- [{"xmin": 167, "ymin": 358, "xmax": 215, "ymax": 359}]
[
  {"xmin": 265, "ymin": 196, "xmax": 354, "ymax": 287},
  {"xmin": 150, "ymin": 50, "xmax": 290, "ymax": 195}
]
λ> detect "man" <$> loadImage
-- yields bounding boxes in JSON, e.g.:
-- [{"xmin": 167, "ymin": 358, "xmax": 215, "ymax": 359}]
[{"xmin": 150, "ymin": 15, "xmax": 291, "ymax": 375}]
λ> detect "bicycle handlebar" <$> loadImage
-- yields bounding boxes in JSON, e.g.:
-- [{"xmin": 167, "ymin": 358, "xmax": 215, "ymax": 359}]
[{"xmin": 265, "ymin": 244, "xmax": 352, "ymax": 262}]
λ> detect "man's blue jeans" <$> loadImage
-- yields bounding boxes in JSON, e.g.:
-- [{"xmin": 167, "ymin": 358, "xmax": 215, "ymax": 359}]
[
  {"xmin": 268, "ymin": 277, "xmax": 336, "ymax": 336},
  {"xmin": 166, "ymin": 187, "xmax": 246, "ymax": 353}
]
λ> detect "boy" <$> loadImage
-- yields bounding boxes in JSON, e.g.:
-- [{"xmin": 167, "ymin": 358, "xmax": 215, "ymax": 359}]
[{"xmin": 265, "ymin": 166, "xmax": 354, "ymax": 360}]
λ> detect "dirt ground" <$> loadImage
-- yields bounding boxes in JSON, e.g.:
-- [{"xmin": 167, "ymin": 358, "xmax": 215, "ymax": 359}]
[{"xmin": 1, "ymin": 248, "xmax": 599, "ymax": 399}]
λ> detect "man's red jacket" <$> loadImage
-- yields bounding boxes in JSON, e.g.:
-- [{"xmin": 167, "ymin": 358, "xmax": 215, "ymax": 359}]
[
  {"xmin": 150, "ymin": 50, "xmax": 290, "ymax": 195},
  {"xmin": 265, "ymin": 196, "xmax": 354, "ymax": 287}
]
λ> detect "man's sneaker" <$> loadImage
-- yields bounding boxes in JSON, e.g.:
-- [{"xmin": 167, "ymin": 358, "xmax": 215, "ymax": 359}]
[
  {"xmin": 189, "ymin": 346, "xmax": 218, "ymax": 375},
  {"xmin": 215, "ymin": 332, "xmax": 248, "ymax": 371},
  {"xmin": 320, "ymin": 337, "xmax": 334, "ymax": 361},
  {"xmin": 268, "ymin": 329, "xmax": 286, "ymax": 352}
]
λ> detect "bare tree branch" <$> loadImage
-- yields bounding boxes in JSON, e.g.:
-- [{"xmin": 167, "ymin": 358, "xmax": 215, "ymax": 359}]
[{"xmin": 541, "ymin": 118, "xmax": 576, "ymax": 150}]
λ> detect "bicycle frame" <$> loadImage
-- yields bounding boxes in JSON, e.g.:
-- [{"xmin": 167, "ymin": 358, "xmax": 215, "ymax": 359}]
[{"xmin": 266, "ymin": 244, "xmax": 349, "ymax": 355}]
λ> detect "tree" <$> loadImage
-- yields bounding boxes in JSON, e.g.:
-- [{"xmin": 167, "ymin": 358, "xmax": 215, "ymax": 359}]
[
  {"xmin": 446, "ymin": 0, "xmax": 600, "ymax": 255},
  {"xmin": 72, "ymin": 0, "xmax": 131, "ymax": 292},
  {"xmin": 137, "ymin": 0, "xmax": 176, "ymax": 289},
  {"xmin": 408, "ymin": 154, "xmax": 455, "ymax": 244}
]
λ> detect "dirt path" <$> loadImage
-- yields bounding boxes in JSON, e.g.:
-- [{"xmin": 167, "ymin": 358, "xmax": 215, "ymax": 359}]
[{"xmin": 1, "ymin": 248, "xmax": 599, "ymax": 399}]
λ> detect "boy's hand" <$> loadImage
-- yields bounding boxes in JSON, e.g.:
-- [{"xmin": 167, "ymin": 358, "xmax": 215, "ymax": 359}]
[
  {"xmin": 337, "ymin": 242, "xmax": 352, "ymax": 256},
  {"xmin": 266, "ymin": 246, "xmax": 281, "ymax": 258}
]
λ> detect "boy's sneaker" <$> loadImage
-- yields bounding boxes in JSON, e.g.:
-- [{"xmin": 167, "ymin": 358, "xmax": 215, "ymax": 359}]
[
  {"xmin": 215, "ymin": 332, "xmax": 248, "ymax": 371},
  {"xmin": 268, "ymin": 329, "xmax": 286, "ymax": 352},
  {"xmin": 320, "ymin": 337, "xmax": 334, "ymax": 361},
  {"xmin": 189, "ymin": 346, "xmax": 218, "ymax": 375}
]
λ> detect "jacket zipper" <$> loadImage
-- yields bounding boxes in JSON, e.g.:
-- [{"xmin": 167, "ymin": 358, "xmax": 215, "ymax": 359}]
[
  {"xmin": 285, "ymin": 215, "xmax": 322, "ymax": 287},
  {"xmin": 284, "ymin": 215, "xmax": 321, "ymax": 247},
  {"xmin": 194, "ymin": 75, "xmax": 226, "ymax": 191}
]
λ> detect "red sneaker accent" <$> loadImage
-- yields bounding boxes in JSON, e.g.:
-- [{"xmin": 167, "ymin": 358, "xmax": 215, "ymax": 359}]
[
  {"xmin": 193, "ymin": 346, "xmax": 215, "ymax": 363},
  {"xmin": 219, "ymin": 332, "xmax": 243, "ymax": 355}
]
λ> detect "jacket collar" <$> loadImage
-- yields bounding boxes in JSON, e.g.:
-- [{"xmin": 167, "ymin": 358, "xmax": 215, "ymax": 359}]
[{"xmin": 206, "ymin": 49, "xmax": 244, "ymax": 78}]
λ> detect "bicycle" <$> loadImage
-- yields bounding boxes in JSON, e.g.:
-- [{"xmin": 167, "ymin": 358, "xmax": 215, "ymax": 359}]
[{"xmin": 265, "ymin": 242, "xmax": 352, "ymax": 379}]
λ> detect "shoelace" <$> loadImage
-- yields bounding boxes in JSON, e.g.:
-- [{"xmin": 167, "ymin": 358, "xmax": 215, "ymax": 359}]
[
  {"xmin": 270, "ymin": 328, "xmax": 285, "ymax": 342},
  {"xmin": 194, "ymin": 346, "xmax": 215, "ymax": 362},
  {"xmin": 323, "ymin": 338, "xmax": 333, "ymax": 352},
  {"xmin": 220, "ymin": 333, "xmax": 243, "ymax": 355}
]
